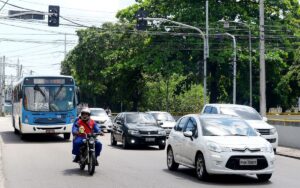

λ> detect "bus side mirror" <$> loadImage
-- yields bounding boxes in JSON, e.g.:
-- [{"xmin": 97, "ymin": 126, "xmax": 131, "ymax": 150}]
[{"xmin": 75, "ymin": 86, "xmax": 80, "ymax": 105}]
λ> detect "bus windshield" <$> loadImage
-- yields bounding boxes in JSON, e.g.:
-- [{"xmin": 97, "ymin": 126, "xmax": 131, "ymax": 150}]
[{"xmin": 24, "ymin": 85, "xmax": 75, "ymax": 112}]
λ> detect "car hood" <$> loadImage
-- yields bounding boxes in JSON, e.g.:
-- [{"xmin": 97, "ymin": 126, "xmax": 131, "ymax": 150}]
[
  {"xmin": 205, "ymin": 136, "xmax": 269, "ymax": 148},
  {"xmin": 245, "ymin": 120, "xmax": 274, "ymax": 129},
  {"xmin": 126, "ymin": 123, "xmax": 163, "ymax": 131},
  {"xmin": 160, "ymin": 121, "xmax": 176, "ymax": 128}
]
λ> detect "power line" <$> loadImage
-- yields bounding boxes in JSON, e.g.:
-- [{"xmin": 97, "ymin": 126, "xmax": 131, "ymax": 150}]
[{"xmin": 0, "ymin": 0, "xmax": 9, "ymax": 12}]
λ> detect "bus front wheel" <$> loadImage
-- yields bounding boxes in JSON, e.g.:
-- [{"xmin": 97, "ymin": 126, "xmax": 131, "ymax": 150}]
[{"xmin": 64, "ymin": 133, "xmax": 71, "ymax": 140}]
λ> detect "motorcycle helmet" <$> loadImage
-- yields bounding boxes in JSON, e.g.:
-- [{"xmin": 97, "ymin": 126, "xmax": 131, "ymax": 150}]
[{"xmin": 80, "ymin": 107, "xmax": 91, "ymax": 121}]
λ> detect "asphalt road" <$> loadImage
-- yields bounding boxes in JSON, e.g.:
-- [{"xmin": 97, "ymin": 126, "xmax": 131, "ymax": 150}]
[{"xmin": 1, "ymin": 116, "xmax": 300, "ymax": 188}]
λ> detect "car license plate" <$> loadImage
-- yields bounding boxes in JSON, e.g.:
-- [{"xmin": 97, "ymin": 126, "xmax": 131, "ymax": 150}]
[
  {"xmin": 145, "ymin": 138, "xmax": 155, "ymax": 142},
  {"xmin": 46, "ymin": 129, "xmax": 55, "ymax": 133},
  {"xmin": 239, "ymin": 159, "xmax": 257, "ymax": 166}
]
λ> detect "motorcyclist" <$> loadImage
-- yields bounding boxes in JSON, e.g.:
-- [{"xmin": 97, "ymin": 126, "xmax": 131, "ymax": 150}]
[{"xmin": 72, "ymin": 107, "xmax": 103, "ymax": 165}]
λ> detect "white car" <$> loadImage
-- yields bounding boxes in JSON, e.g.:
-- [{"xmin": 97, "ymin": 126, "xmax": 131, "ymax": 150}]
[
  {"xmin": 90, "ymin": 108, "xmax": 113, "ymax": 132},
  {"xmin": 146, "ymin": 111, "xmax": 176, "ymax": 136},
  {"xmin": 201, "ymin": 104, "xmax": 278, "ymax": 152},
  {"xmin": 167, "ymin": 114, "xmax": 275, "ymax": 182}
]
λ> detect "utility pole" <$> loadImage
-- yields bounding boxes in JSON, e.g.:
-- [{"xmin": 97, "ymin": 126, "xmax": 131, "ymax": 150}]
[
  {"xmin": 0, "ymin": 56, "xmax": 5, "ymax": 116},
  {"xmin": 259, "ymin": 0, "xmax": 266, "ymax": 116},
  {"xmin": 204, "ymin": 0, "xmax": 209, "ymax": 105},
  {"xmin": 64, "ymin": 33, "xmax": 67, "ymax": 58},
  {"xmin": 223, "ymin": 33, "xmax": 236, "ymax": 104}
]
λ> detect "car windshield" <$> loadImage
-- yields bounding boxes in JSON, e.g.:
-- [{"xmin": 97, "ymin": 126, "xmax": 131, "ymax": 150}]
[
  {"xmin": 90, "ymin": 109, "xmax": 107, "ymax": 116},
  {"xmin": 201, "ymin": 117, "xmax": 257, "ymax": 136},
  {"xmin": 24, "ymin": 86, "xmax": 75, "ymax": 112},
  {"xmin": 126, "ymin": 113, "xmax": 157, "ymax": 125},
  {"xmin": 151, "ymin": 112, "xmax": 175, "ymax": 121},
  {"xmin": 219, "ymin": 106, "xmax": 262, "ymax": 120}
]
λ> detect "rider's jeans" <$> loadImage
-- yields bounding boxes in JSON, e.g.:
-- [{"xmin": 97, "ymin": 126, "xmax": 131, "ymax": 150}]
[{"xmin": 72, "ymin": 137, "xmax": 102, "ymax": 157}]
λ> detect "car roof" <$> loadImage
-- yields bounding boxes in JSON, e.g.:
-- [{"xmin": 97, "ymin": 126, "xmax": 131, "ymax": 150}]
[
  {"xmin": 182, "ymin": 113, "xmax": 245, "ymax": 121},
  {"xmin": 146, "ymin": 111, "xmax": 171, "ymax": 114},
  {"xmin": 90, "ymin": 108, "xmax": 105, "ymax": 110},
  {"xmin": 204, "ymin": 103, "xmax": 253, "ymax": 109}
]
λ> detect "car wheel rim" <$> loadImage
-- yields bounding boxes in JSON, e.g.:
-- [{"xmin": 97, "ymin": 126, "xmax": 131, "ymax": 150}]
[
  {"xmin": 167, "ymin": 150, "xmax": 173, "ymax": 167},
  {"xmin": 196, "ymin": 157, "xmax": 204, "ymax": 177}
]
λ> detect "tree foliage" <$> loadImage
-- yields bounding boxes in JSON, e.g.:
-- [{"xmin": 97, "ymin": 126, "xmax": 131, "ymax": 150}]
[{"xmin": 62, "ymin": 0, "xmax": 300, "ymax": 112}]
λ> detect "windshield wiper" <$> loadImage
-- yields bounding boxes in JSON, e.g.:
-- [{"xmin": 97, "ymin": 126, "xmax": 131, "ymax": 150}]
[
  {"xmin": 231, "ymin": 134, "xmax": 247, "ymax": 136},
  {"xmin": 54, "ymin": 85, "xmax": 63, "ymax": 100},
  {"xmin": 34, "ymin": 85, "xmax": 46, "ymax": 99}
]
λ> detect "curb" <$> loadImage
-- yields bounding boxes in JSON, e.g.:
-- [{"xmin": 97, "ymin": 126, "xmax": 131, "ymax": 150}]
[{"xmin": 276, "ymin": 153, "xmax": 300, "ymax": 160}]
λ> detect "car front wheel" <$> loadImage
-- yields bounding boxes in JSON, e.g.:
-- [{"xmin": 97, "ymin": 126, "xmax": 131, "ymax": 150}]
[
  {"xmin": 257, "ymin": 174, "xmax": 272, "ymax": 182},
  {"xmin": 195, "ymin": 153, "xmax": 208, "ymax": 180},
  {"xmin": 122, "ymin": 136, "xmax": 129, "ymax": 149},
  {"xmin": 167, "ymin": 148, "xmax": 179, "ymax": 171},
  {"xmin": 111, "ymin": 133, "xmax": 117, "ymax": 146}
]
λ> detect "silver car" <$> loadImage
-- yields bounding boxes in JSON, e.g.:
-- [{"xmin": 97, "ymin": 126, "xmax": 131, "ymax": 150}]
[{"xmin": 90, "ymin": 108, "xmax": 113, "ymax": 132}]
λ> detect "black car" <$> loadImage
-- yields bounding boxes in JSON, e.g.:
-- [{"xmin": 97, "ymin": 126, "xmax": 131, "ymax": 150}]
[{"xmin": 110, "ymin": 112, "xmax": 167, "ymax": 149}]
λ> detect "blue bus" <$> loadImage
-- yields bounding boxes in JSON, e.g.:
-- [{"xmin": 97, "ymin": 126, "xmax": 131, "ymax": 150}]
[{"xmin": 12, "ymin": 75, "xmax": 79, "ymax": 140}]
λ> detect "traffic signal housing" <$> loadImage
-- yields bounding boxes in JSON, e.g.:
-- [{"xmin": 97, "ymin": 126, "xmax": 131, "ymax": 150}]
[
  {"xmin": 135, "ymin": 8, "xmax": 148, "ymax": 30},
  {"xmin": 48, "ymin": 5, "xmax": 60, "ymax": 27}
]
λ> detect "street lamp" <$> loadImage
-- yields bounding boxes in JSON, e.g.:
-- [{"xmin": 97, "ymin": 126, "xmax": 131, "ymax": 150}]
[{"xmin": 220, "ymin": 20, "xmax": 252, "ymax": 106}]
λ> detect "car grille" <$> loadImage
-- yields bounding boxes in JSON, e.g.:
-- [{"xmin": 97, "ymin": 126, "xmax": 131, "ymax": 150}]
[
  {"xmin": 231, "ymin": 148, "xmax": 261, "ymax": 152},
  {"xmin": 256, "ymin": 129, "xmax": 271, "ymax": 135},
  {"xmin": 225, "ymin": 155, "xmax": 268, "ymax": 170},
  {"xmin": 139, "ymin": 130, "xmax": 158, "ymax": 135}
]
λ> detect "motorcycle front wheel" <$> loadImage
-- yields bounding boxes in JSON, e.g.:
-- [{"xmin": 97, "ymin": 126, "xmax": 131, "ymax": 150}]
[{"xmin": 88, "ymin": 152, "xmax": 96, "ymax": 175}]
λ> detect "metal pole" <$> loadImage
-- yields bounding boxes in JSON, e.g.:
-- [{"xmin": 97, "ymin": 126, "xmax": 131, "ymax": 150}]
[
  {"xmin": 64, "ymin": 33, "xmax": 67, "ymax": 58},
  {"xmin": 1, "ymin": 56, "xmax": 5, "ymax": 116},
  {"xmin": 259, "ymin": 0, "xmax": 266, "ymax": 116},
  {"xmin": 249, "ymin": 27, "xmax": 252, "ymax": 106},
  {"xmin": 0, "ymin": 57, "xmax": 3, "ymax": 116},
  {"xmin": 205, "ymin": 0, "xmax": 209, "ymax": 105},
  {"xmin": 224, "ymin": 33, "xmax": 236, "ymax": 104}
]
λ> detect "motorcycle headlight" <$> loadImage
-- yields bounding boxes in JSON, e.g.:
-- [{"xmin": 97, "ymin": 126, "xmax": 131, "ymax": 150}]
[
  {"xmin": 89, "ymin": 138, "xmax": 95, "ymax": 144},
  {"xmin": 158, "ymin": 130, "xmax": 166, "ymax": 136},
  {"xmin": 270, "ymin": 128, "xmax": 277, "ymax": 135},
  {"xmin": 128, "ymin": 129, "xmax": 139, "ymax": 135},
  {"xmin": 207, "ymin": 142, "xmax": 231, "ymax": 153}
]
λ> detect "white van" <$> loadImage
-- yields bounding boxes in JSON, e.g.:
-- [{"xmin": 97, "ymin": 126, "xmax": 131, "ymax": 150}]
[{"xmin": 201, "ymin": 104, "xmax": 278, "ymax": 152}]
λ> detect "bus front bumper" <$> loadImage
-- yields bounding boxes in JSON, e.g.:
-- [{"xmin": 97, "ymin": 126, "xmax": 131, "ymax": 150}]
[{"xmin": 20, "ymin": 123, "xmax": 72, "ymax": 134}]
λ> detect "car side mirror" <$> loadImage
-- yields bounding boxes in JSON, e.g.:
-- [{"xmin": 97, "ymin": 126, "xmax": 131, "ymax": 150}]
[
  {"xmin": 183, "ymin": 131, "xmax": 193, "ymax": 139},
  {"xmin": 116, "ymin": 121, "xmax": 122, "ymax": 125},
  {"xmin": 262, "ymin": 117, "xmax": 268, "ymax": 122},
  {"xmin": 158, "ymin": 121, "xmax": 163, "ymax": 125}
]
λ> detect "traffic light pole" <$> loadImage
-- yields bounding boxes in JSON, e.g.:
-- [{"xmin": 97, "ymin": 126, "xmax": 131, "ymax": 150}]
[{"xmin": 143, "ymin": 17, "xmax": 208, "ymax": 105}]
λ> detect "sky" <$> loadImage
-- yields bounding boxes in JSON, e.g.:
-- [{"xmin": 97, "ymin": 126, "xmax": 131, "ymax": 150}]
[{"xmin": 0, "ymin": 0, "xmax": 136, "ymax": 82}]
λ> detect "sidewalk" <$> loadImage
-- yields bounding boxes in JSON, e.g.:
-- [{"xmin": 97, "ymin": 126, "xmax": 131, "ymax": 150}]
[{"xmin": 277, "ymin": 146, "xmax": 300, "ymax": 160}]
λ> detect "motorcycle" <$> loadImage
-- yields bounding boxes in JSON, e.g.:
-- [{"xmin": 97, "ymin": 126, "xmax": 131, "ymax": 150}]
[{"xmin": 78, "ymin": 132, "xmax": 103, "ymax": 175}]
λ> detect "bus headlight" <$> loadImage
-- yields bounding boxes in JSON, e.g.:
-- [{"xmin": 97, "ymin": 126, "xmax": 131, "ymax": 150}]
[{"xmin": 25, "ymin": 116, "xmax": 29, "ymax": 123}]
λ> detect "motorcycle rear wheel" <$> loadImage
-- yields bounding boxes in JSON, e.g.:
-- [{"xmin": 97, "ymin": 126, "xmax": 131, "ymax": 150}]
[{"xmin": 88, "ymin": 153, "xmax": 96, "ymax": 175}]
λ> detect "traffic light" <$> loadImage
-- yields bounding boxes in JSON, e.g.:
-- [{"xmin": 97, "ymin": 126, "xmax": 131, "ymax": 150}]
[
  {"xmin": 135, "ymin": 8, "xmax": 148, "ymax": 30},
  {"xmin": 48, "ymin": 5, "xmax": 60, "ymax": 27}
]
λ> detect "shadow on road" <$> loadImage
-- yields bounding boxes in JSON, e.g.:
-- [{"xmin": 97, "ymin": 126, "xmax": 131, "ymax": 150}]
[
  {"xmin": 108, "ymin": 144, "xmax": 163, "ymax": 151},
  {"xmin": 62, "ymin": 168, "xmax": 97, "ymax": 177},
  {"xmin": 162, "ymin": 168, "xmax": 272, "ymax": 185},
  {"xmin": 0, "ymin": 131, "xmax": 71, "ymax": 144}
]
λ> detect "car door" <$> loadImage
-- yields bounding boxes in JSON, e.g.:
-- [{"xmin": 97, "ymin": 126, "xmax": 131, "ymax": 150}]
[
  {"xmin": 114, "ymin": 113, "xmax": 124, "ymax": 142},
  {"xmin": 171, "ymin": 117, "xmax": 189, "ymax": 163},
  {"xmin": 181, "ymin": 117, "xmax": 199, "ymax": 165}
]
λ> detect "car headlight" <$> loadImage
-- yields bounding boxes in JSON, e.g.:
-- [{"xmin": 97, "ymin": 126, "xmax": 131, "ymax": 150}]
[
  {"xmin": 270, "ymin": 128, "xmax": 277, "ymax": 135},
  {"xmin": 261, "ymin": 145, "xmax": 273, "ymax": 153},
  {"xmin": 207, "ymin": 142, "xmax": 231, "ymax": 153},
  {"xmin": 158, "ymin": 130, "xmax": 166, "ymax": 136},
  {"xmin": 128, "ymin": 129, "xmax": 139, "ymax": 135}
]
